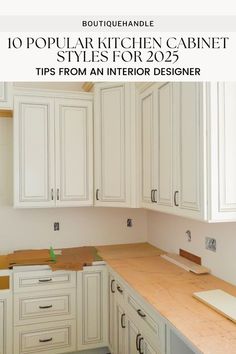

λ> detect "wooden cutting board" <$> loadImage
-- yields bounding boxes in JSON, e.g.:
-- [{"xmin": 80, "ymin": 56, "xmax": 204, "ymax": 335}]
[
  {"xmin": 161, "ymin": 253, "xmax": 210, "ymax": 274},
  {"xmin": 193, "ymin": 289, "xmax": 236, "ymax": 323}
]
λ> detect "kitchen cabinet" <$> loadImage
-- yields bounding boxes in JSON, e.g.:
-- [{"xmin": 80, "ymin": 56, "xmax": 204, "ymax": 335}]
[
  {"xmin": 14, "ymin": 91, "xmax": 93, "ymax": 208},
  {"xmin": 94, "ymin": 83, "xmax": 137, "ymax": 207},
  {"xmin": 13, "ymin": 269, "xmax": 77, "ymax": 354},
  {"xmin": 0, "ymin": 83, "xmax": 13, "ymax": 109},
  {"xmin": 208, "ymin": 82, "xmax": 236, "ymax": 221},
  {"xmin": 107, "ymin": 268, "xmax": 165, "ymax": 354},
  {"xmin": 77, "ymin": 265, "xmax": 108, "ymax": 351},
  {"xmin": 166, "ymin": 325, "xmax": 196, "ymax": 354},
  {"xmin": 0, "ymin": 288, "xmax": 13, "ymax": 354},
  {"xmin": 140, "ymin": 82, "xmax": 205, "ymax": 220}
]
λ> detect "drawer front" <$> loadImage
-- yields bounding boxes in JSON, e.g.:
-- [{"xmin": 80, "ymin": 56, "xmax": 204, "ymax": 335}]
[
  {"xmin": 14, "ymin": 270, "xmax": 76, "ymax": 292},
  {"xmin": 14, "ymin": 289, "xmax": 76, "ymax": 325},
  {"xmin": 14, "ymin": 320, "xmax": 76, "ymax": 354},
  {"xmin": 127, "ymin": 293, "xmax": 165, "ymax": 349}
]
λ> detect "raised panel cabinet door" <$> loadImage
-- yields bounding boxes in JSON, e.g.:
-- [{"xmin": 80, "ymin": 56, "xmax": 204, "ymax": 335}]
[
  {"xmin": 116, "ymin": 304, "xmax": 126, "ymax": 354},
  {"xmin": 177, "ymin": 83, "xmax": 203, "ymax": 218},
  {"xmin": 0, "ymin": 83, "xmax": 13, "ymax": 109},
  {"xmin": 0, "ymin": 301, "xmax": 4, "ymax": 354},
  {"xmin": 82, "ymin": 271, "xmax": 103, "ymax": 345},
  {"xmin": 143, "ymin": 339, "xmax": 160, "ymax": 354},
  {"xmin": 94, "ymin": 83, "xmax": 132, "ymax": 207},
  {"xmin": 218, "ymin": 82, "xmax": 236, "ymax": 215},
  {"xmin": 55, "ymin": 98, "xmax": 93, "ymax": 206},
  {"xmin": 140, "ymin": 85, "xmax": 158, "ymax": 208},
  {"xmin": 14, "ymin": 95, "xmax": 55, "ymax": 207},
  {"xmin": 157, "ymin": 83, "xmax": 174, "ymax": 208},
  {"xmin": 126, "ymin": 315, "xmax": 140, "ymax": 354}
]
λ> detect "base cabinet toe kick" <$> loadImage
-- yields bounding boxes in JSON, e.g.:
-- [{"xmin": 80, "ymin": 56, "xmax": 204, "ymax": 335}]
[{"xmin": 1, "ymin": 264, "xmax": 200, "ymax": 354}]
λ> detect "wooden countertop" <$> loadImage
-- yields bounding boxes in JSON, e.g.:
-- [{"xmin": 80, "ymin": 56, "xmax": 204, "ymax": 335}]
[{"xmin": 98, "ymin": 243, "xmax": 236, "ymax": 354}]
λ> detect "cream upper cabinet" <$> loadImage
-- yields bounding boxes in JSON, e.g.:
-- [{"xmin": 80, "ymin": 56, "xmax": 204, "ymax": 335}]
[
  {"xmin": 140, "ymin": 82, "xmax": 204, "ymax": 220},
  {"xmin": 14, "ymin": 92, "xmax": 93, "ymax": 208},
  {"xmin": 140, "ymin": 85, "xmax": 158, "ymax": 209},
  {"xmin": 14, "ymin": 95, "xmax": 55, "ymax": 207},
  {"xmin": 208, "ymin": 82, "xmax": 236, "ymax": 221},
  {"xmin": 94, "ymin": 83, "xmax": 137, "ymax": 207},
  {"xmin": 0, "ymin": 83, "xmax": 13, "ymax": 109}
]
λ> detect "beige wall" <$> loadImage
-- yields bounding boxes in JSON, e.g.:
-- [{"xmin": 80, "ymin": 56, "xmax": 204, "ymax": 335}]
[
  {"xmin": 0, "ymin": 118, "xmax": 147, "ymax": 253},
  {"xmin": 147, "ymin": 210, "xmax": 236, "ymax": 285}
]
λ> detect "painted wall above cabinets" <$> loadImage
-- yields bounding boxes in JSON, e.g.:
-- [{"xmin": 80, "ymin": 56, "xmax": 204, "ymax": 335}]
[{"xmin": 10, "ymin": 82, "xmax": 236, "ymax": 222}]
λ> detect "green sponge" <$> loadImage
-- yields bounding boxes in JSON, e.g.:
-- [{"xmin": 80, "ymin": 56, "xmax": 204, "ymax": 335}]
[{"xmin": 49, "ymin": 246, "xmax": 57, "ymax": 262}]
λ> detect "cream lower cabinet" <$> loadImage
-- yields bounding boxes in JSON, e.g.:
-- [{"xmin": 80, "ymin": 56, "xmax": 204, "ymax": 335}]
[
  {"xmin": 14, "ymin": 91, "xmax": 93, "ymax": 208},
  {"xmin": 94, "ymin": 83, "xmax": 137, "ymax": 208},
  {"xmin": 140, "ymin": 83, "xmax": 204, "ymax": 220},
  {"xmin": 77, "ymin": 265, "xmax": 108, "ymax": 351},
  {"xmin": 108, "ymin": 269, "xmax": 165, "ymax": 354},
  {"xmin": 0, "ymin": 290, "xmax": 12, "ymax": 354},
  {"xmin": 13, "ymin": 269, "xmax": 77, "ymax": 354}
]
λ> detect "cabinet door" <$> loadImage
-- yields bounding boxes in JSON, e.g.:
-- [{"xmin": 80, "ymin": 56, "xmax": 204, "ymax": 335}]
[
  {"xmin": 14, "ymin": 95, "xmax": 55, "ymax": 207},
  {"xmin": 213, "ymin": 82, "xmax": 236, "ymax": 220},
  {"xmin": 177, "ymin": 83, "xmax": 203, "ymax": 219},
  {"xmin": 116, "ymin": 303, "xmax": 126, "ymax": 354},
  {"xmin": 157, "ymin": 83, "xmax": 174, "ymax": 209},
  {"xmin": 77, "ymin": 266, "xmax": 108, "ymax": 350},
  {"xmin": 55, "ymin": 98, "xmax": 93, "ymax": 206},
  {"xmin": 0, "ymin": 301, "xmax": 3, "ymax": 354},
  {"xmin": 94, "ymin": 83, "xmax": 132, "ymax": 207},
  {"xmin": 140, "ymin": 85, "xmax": 158, "ymax": 209},
  {"xmin": 126, "ymin": 315, "xmax": 140, "ymax": 354},
  {"xmin": 0, "ymin": 83, "xmax": 13, "ymax": 109}
]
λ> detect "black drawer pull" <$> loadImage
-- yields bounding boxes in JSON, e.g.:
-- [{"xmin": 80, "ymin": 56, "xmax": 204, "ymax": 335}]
[
  {"xmin": 174, "ymin": 190, "xmax": 179, "ymax": 207},
  {"xmin": 138, "ymin": 337, "xmax": 144, "ymax": 354},
  {"xmin": 121, "ymin": 313, "xmax": 126, "ymax": 328},
  {"xmin": 137, "ymin": 309, "xmax": 146, "ymax": 318},
  {"xmin": 39, "ymin": 305, "xmax": 53, "ymax": 309},
  {"xmin": 38, "ymin": 278, "xmax": 52, "ymax": 283},
  {"xmin": 39, "ymin": 337, "xmax": 53, "ymax": 343},
  {"xmin": 153, "ymin": 189, "xmax": 157, "ymax": 203},
  {"xmin": 136, "ymin": 333, "xmax": 141, "ymax": 351},
  {"xmin": 110, "ymin": 279, "xmax": 115, "ymax": 293},
  {"xmin": 117, "ymin": 285, "xmax": 123, "ymax": 294}
]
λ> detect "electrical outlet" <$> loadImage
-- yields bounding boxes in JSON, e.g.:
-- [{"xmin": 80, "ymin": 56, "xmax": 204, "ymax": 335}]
[
  {"xmin": 54, "ymin": 222, "xmax": 60, "ymax": 231},
  {"xmin": 205, "ymin": 237, "xmax": 216, "ymax": 252},
  {"xmin": 127, "ymin": 219, "xmax": 133, "ymax": 227}
]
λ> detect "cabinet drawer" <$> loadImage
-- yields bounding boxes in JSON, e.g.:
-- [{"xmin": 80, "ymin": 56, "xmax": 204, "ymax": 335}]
[
  {"xmin": 14, "ymin": 320, "xmax": 76, "ymax": 354},
  {"xmin": 14, "ymin": 289, "xmax": 76, "ymax": 325},
  {"xmin": 14, "ymin": 270, "xmax": 76, "ymax": 292},
  {"xmin": 127, "ymin": 293, "xmax": 165, "ymax": 350}
]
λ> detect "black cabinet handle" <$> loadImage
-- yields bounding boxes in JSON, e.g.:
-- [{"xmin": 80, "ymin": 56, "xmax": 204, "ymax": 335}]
[
  {"xmin": 121, "ymin": 313, "xmax": 126, "ymax": 328},
  {"xmin": 39, "ymin": 337, "xmax": 53, "ymax": 343},
  {"xmin": 138, "ymin": 337, "xmax": 144, "ymax": 354},
  {"xmin": 137, "ymin": 309, "xmax": 146, "ymax": 318},
  {"xmin": 38, "ymin": 278, "xmax": 52, "ymax": 283},
  {"xmin": 136, "ymin": 333, "xmax": 141, "ymax": 351},
  {"xmin": 110, "ymin": 279, "xmax": 115, "ymax": 293},
  {"xmin": 117, "ymin": 285, "xmax": 123, "ymax": 294},
  {"xmin": 151, "ymin": 189, "xmax": 154, "ymax": 202},
  {"xmin": 39, "ymin": 305, "xmax": 53, "ymax": 309},
  {"xmin": 51, "ymin": 188, "xmax": 54, "ymax": 201},
  {"xmin": 153, "ymin": 189, "xmax": 157, "ymax": 203},
  {"xmin": 57, "ymin": 188, "xmax": 59, "ymax": 201},
  {"xmin": 174, "ymin": 190, "xmax": 179, "ymax": 207},
  {"xmin": 96, "ymin": 189, "xmax": 99, "ymax": 200}
]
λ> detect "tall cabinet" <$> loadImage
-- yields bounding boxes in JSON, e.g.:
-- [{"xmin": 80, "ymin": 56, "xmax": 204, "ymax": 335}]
[
  {"xmin": 14, "ymin": 91, "xmax": 93, "ymax": 208},
  {"xmin": 94, "ymin": 83, "xmax": 137, "ymax": 208}
]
